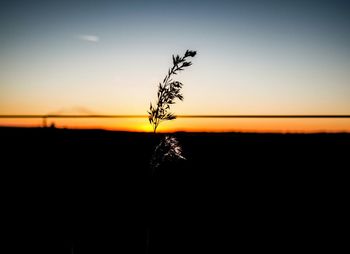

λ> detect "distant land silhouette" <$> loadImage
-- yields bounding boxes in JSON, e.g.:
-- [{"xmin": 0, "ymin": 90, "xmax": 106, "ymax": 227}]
[{"xmin": 1, "ymin": 126, "xmax": 348, "ymax": 253}]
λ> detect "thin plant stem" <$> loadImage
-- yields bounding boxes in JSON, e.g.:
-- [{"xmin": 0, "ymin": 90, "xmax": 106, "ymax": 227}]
[{"xmin": 148, "ymin": 50, "xmax": 197, "ymax": 133}]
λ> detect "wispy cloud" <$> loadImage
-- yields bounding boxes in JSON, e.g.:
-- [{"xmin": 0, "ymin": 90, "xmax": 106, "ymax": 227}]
[{"xmin": 78, "ymin": 34, "xmax": 100, "ymax": 43}]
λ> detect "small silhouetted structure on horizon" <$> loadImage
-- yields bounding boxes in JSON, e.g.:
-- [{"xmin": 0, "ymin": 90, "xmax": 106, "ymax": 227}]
[{"xmin": 42, "ymin": 116, "xmax": 47, "ymax": 128}]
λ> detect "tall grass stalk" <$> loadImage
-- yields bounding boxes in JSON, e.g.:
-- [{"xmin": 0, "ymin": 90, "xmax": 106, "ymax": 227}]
[{"xmin": 148, "ymin": 50, "xmax": 196, "ymax": 133}]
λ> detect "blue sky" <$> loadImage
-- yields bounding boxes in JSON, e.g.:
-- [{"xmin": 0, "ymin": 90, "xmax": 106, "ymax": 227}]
[{"xmin": 1, "ymin": 0, "xmax": 350, "ymax": 117}]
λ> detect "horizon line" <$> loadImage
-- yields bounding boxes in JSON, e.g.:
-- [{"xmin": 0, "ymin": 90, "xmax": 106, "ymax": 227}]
[{"xmin": 1, "ymin": 114, "xmax": 350, "ymax": 118}]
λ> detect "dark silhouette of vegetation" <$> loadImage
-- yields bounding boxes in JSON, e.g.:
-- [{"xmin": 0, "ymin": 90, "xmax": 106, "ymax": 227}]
[
  {"xmin": 1, "ymin": 127, "xmax": 348, "ymax": 253},
  {"xmin": 150, "ymin": 135, "xmax": 186, "ymax": 173},
  {"xmin": 148, "ymin": 50, "xmax": 197, "ymax": 133},
  {"xmin": 147, "ymin": 50, "xmax": 196, "ymax": 254}
]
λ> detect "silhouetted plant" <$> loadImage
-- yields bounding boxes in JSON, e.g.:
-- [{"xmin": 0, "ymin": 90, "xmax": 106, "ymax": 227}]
[
  {"xmin": 150, "ymin": 135, "xmax": 186, "ymax": 172},
  {"xmin": 147, "ymin": 50, "xmax": 196, "ymax": 253},
  {"xmin": 148, "ymin": 50, "xmax": 196, "ymax": 133}
]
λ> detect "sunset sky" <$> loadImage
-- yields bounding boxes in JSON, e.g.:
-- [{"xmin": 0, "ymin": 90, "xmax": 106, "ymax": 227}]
[{"xmin": 1, "ymin": 0, "xmax": 350, "ymax": 132}]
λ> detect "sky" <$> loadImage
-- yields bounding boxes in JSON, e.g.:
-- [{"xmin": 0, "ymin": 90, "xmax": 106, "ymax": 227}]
[{"xmin": 1, "ymin": 0, "xmax": 350, "ymax": 132}]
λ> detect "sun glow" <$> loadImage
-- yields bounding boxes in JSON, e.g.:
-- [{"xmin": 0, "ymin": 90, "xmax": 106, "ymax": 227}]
[{"xmin": 2, "ymin": 117, "xmax": 349, "ymax": 133}]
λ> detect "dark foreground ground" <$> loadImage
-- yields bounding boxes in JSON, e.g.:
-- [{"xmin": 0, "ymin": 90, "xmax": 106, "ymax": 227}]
[{"xmin": 1, "ymin": 127, "xmax": 348, "ymax": 253}]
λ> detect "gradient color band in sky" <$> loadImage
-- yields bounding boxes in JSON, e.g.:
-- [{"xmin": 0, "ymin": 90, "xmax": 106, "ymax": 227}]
[{"xmin": 1, "ymin": 0, "xmax": 350, "ymax": 131}]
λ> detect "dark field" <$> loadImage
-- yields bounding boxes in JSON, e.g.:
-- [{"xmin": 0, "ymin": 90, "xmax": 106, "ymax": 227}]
[{"xmin": 1, "ymin": 127, "xmax": 348, "ymax": 253}]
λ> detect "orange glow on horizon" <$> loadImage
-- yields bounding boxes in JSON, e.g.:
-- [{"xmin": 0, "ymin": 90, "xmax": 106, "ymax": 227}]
[{"xmin": 1, "ymin": 118, "xmax": 350, "ymax": 133}]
